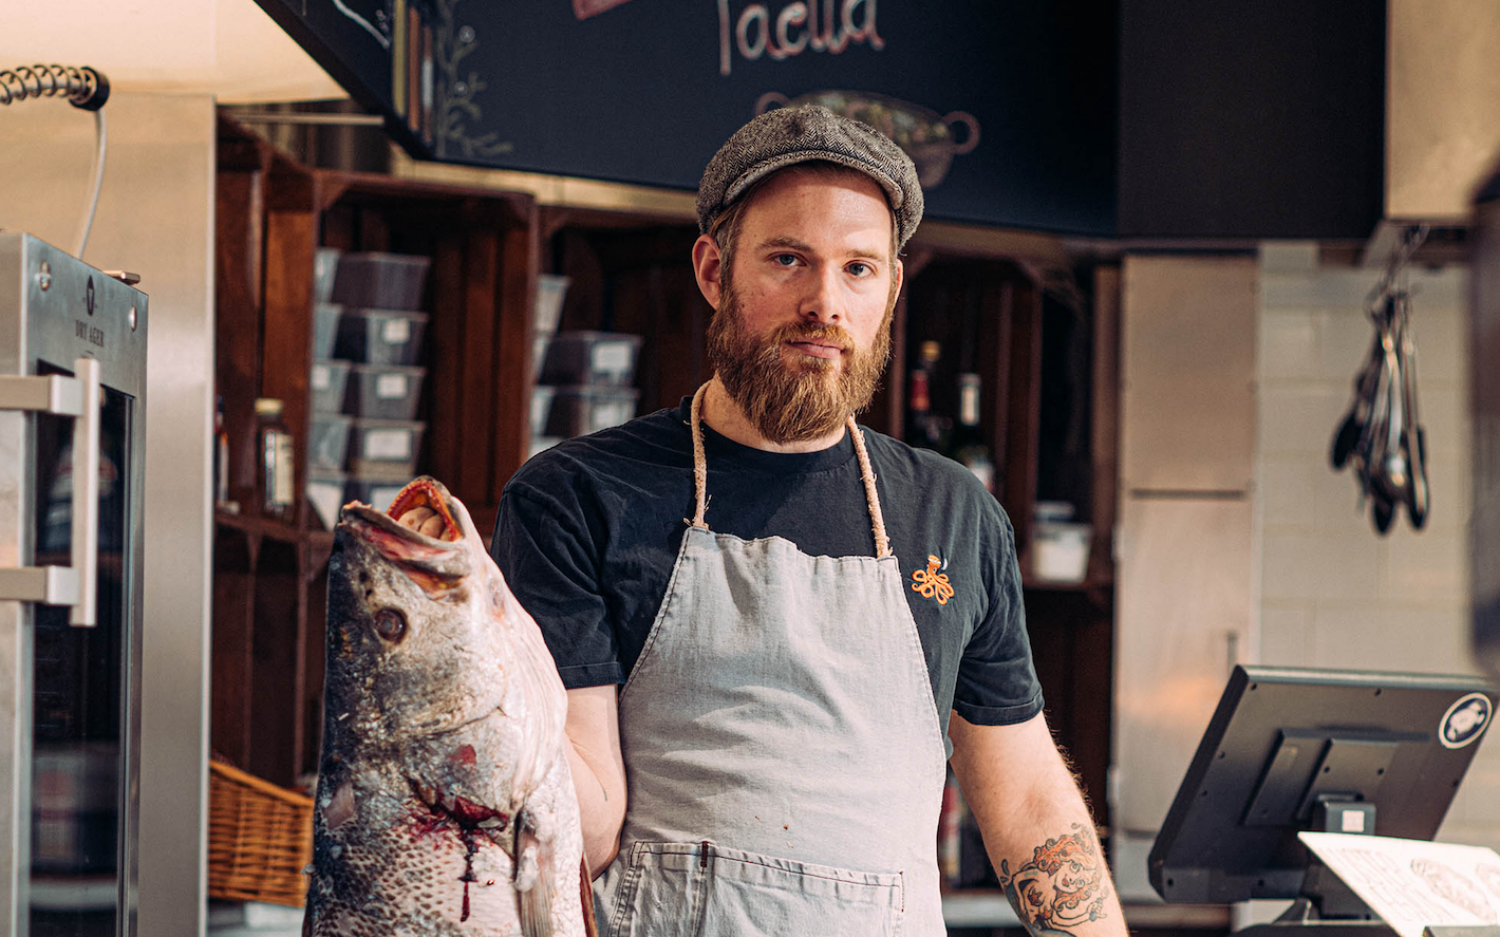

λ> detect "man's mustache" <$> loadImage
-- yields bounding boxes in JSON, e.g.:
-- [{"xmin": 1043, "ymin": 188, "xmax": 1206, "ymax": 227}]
[{"xmin": 765, "ymin": 322, "xmax": 855, "ymax": 354}]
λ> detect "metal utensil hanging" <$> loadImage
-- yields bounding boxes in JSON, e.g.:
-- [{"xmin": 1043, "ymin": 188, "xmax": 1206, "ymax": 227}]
[{"xmin": 1329, "ymin": 225, "xmax": 1430, "ymax": 535}]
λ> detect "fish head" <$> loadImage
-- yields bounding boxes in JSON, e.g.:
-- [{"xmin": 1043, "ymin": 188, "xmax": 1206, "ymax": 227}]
[{"xmin": 325, "ymin": 476, "xmax": 511, "ymax": 744}]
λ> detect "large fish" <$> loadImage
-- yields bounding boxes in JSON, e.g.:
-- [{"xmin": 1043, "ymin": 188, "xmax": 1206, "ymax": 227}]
[{"xmin": 304, "ymin": 476, "xmax": 595, "ymax": 937}]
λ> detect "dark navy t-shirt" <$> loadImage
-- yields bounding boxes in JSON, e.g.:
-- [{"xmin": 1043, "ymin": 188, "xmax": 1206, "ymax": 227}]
[{"xmin": 490, "ymin": 398, "xmax": 1043, "ymax": 734}]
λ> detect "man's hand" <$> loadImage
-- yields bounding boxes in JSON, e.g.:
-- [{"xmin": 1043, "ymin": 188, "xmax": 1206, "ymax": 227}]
[
  {"xmin": 563, "ymin": 685, "xmax": 628, "ymax": 876},
  {"xmin": 948, "ymin": 711, "xmax": 1126, "ymax": 937}
]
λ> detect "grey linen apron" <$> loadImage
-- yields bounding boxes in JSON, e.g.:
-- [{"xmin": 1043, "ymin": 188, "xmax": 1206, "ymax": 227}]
[{"xmin": 594, "ymin": 386, "xmax": 949, "ymax": 937}]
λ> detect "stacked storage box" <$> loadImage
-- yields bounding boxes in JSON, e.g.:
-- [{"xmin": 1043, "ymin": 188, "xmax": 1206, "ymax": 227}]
[
  {"xmin": 306, "ymin": 249, "xmax": 430, "ymax": 527},
  {"xmin": 528, "ymin": 274, "xmax": 567, "ymax": 458},
  {"xmin": 529, "ymin": 275, "xmax": 644, "ymax": 459}
]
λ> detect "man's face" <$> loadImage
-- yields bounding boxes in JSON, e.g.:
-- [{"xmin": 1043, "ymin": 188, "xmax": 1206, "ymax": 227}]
[{"xmin": 704, "ymin": 167, "xmax": 903, "ymax": 444}]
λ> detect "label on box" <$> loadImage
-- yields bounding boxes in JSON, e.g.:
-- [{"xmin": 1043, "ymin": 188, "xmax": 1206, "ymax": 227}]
[
  {"xmin": 364, "ymin": 429, "xmax": 411, "ymax": 460},
  {"xmin": 376, "ymin": 374, "xmax": 408, "ymax": 398},
  {"xmin": 591, "ymin": 401, "xmax": 633, "ymax": 431},
  {"xmin": 592, "ymin": 342, "xmax": 631, "ymax": 375},
  {"xmin": 382, "ymin": 318, "xmax": 411, "ymax": 344},
  {"xmin": 312, "ymin": 364, "xmax": 331, "ymax": 390}
]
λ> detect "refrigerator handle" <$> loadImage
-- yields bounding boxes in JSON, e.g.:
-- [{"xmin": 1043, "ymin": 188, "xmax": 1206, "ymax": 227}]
[
  {"xmin": 0, "ymin": 356, "xmax": 100, "ymax": 625},
  {"xmin": 68, "ymin": 356, "xmax": 100, "ymax": 626}
]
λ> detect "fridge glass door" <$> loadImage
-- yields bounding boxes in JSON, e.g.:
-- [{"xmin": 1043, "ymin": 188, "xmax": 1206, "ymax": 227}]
[{"xmin": 28, "ymin": 365, "xmax": 132, "ymax": 937}]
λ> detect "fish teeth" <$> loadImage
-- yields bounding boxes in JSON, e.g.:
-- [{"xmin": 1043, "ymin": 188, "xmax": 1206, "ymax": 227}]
[
  {"xmin": 415, "ymin": 783, "xmax": 436, "ymax": 806},
  {"xmin": 477, "ymin": 816, "xmax": 507, "ymax": 830}
]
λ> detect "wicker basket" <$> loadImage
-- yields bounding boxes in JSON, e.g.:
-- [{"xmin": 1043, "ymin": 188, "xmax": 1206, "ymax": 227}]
[{"xmin": 208, "ymin": 760, "xmax": 314, "ymax": 907}]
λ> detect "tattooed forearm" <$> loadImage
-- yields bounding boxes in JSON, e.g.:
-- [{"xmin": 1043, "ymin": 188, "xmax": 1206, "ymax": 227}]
[{"xmin": 999, "ymin": 823, "xmax": 1110, "ymax": 937}]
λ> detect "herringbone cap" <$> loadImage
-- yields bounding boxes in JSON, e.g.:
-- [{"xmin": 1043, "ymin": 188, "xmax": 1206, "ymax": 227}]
[{"xmin": 697, "ymin": 105, "xmax": 923, "ymax": 249}]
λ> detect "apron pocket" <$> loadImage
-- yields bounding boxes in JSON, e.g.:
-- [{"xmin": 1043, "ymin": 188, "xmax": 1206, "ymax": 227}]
[
  {"xmin": 612, "ymin": 842, "xmax": 904, "ymax": 937},
  {"xmin": 608, "ymin": 842, "xmax": 710, "ymax": 937}
]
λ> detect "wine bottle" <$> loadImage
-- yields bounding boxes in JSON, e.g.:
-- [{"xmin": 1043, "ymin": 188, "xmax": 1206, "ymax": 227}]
[
  {"xmin": 905, "ymin": 340, "xmax": 949, "ymax": 450},
  {"xmin": 905, "ymin": 367, "xmax": 938, "ymax": 449},
  {"xmin": 949, "ymin": 373, "xmax": 995, "ymax": 492}
]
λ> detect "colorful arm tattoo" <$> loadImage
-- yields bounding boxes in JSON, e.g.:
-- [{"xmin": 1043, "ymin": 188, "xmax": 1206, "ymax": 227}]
[{"xmin": 999, "ymin": 823, "xmax": 1111, "ymax": 937}]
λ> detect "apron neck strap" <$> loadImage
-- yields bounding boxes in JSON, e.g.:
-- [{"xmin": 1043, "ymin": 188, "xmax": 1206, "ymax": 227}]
[{"xmin": 689, "ymin": 383, "xmax": 892, "ymax": 559}]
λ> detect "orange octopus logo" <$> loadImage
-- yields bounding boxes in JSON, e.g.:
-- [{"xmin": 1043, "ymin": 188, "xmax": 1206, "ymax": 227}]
[{"xmin": 911, "ymin": 554, "xmax": 955, "ymax": 606}]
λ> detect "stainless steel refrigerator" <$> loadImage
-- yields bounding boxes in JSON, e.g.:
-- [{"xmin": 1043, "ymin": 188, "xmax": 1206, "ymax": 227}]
[{"xmin": 0, "ymin": 233, "xmax": 147, "ymax": 937}]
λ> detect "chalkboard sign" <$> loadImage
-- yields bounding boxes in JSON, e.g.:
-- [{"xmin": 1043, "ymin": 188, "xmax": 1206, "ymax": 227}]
[{"xmin": 259, "ymin": 0, "xmax": 1118, "ymax": 236}]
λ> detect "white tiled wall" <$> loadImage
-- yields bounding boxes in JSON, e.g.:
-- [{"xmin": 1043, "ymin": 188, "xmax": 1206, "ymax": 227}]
[{"xmin": 1255, "ymin": 244, "xmax": 1499, "ymax": 846}]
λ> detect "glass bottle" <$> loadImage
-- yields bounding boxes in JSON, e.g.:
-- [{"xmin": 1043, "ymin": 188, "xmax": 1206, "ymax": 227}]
[
  {"xmin": 949, "ymin": 372, "xmax": 996, "ymax": 492},
  {"xmin": 906, "ymin": 340, "xmax": 948, "ymax": 450},
  {"xmin": 214, "ymin": 394, "xmax": 236, "ymax": 514},
  {"xmin": 255, "ymin": 397, "xmax": 295, "ymax": 523},
  {"xmin": 906, "ymin": 367, "xmax": 935, "ymax": 448}
]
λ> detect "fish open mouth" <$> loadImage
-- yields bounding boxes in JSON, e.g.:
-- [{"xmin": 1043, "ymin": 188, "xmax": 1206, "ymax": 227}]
[
  {"xmin": 337, "ymin": 477, "xmax": 471, "ymax": 589},
  {"xmin": 387, "ymin": 477, "xmax": 464, "ymax": 542}
]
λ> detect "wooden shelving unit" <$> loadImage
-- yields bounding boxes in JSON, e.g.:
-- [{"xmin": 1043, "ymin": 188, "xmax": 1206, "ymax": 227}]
[{"xmin": 212, "ymin": 115, "xmax": 540, "ymax": 785}]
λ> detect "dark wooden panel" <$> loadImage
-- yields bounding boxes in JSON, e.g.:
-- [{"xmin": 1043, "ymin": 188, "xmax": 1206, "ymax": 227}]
[
  {"xmin": 654, "ymin": 266, "xmax": 712, "ymax": 413},
  {"xmin": 210, "ymin": 526, "xmax": 256, "ymax": 767},
  {"xmin": 491, "ymin": 206, "xmax": 540, "ymax": 499},
  {"xmin": 1003, "ymin": 280, "xmax": 1043, "ymax": 564},
  {"xmin": 248, "ymin": 539, "xmax": 300, "ymax": 786},
  {"xmin": 1089, "ymin": 266, "xmax": 1121, "ymax": 584},
  {"xmin": 456, "ymin": 230, "xmax": 500, "ymax": 504},
  {"xmin": 262, "ymin": 207, "xmax": 318, "ymax": 527},
  {"xmin": 215, "ymin": 169, "xmax": 265, "ymax": 511},
  {"xmin": 424, "ymin": 235, "xmax": 467, "ymax": 490}
]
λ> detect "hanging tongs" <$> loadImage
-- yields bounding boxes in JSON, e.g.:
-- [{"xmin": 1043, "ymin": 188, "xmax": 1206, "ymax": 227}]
[{"xmin": 1329, "ymin": 227, "xmax": 1430, "ymax": 535}]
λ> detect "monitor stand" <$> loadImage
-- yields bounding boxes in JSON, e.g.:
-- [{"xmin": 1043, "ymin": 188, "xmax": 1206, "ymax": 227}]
[{"xmin": 1233, "ymin": 863, "xmax": 1394, "ymax": 937}]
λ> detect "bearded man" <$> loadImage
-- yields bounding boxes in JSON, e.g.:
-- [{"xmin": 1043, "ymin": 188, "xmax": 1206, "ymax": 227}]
[{"xmin": 491, "ymin": 105, "xmax": 1125, "ymax": 937}]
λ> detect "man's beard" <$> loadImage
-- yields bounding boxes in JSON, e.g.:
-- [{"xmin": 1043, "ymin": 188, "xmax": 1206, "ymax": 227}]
[{"xmin": 706, "ymin": 282, "xmax": 893, "ymax": 444}]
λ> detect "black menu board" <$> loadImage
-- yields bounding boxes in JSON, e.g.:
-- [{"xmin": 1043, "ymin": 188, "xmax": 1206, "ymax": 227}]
[{"xmin": 256, "ymin": 0, "xmax": 1118, "ymax": 236}]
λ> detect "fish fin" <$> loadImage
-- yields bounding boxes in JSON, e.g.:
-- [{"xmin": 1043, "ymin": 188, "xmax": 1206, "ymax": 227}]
[
  {"xmin": 516, "ymin": 819, "xmax": 554, "ymax": 937},
  {"xmin": 514, "ymin": 802, "xmax": 569, "ymax": 937},
  {"xmin": 519, "ymin": 872, "xmax": 554, "ymax": 937},
  {"xmin": 580, "ymin": 854, "xmax": 599, "ymax": 937}
]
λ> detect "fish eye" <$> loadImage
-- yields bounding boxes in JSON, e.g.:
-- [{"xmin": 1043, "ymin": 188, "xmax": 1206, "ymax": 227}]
[{"xmin": 373, "ymin": 608, "xmax": 408, "ymax": 644}]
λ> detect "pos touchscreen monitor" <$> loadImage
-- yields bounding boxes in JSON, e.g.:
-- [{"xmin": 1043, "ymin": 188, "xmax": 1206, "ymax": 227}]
[{"xmin": 1150, "ymin": 665, "xmax": 1495, "ymax": 905}]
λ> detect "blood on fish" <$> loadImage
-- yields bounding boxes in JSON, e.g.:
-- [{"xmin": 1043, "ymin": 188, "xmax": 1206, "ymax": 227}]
[
  {"xmin": 450, "ymin": 795, "xmax": 505, "ymax": 826},
  {"xmin": 451, "ymin": 744, "xmax": 477, "ymax": 766},
  {"xmin": 459, "ymin": 829, "xmax": 481, "ymax": 923}
]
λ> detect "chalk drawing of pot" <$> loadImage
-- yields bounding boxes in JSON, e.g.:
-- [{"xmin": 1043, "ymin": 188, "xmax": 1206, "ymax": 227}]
[{"xmin": 756, "ymin": 90, "xmax": 980, "ymax": 188}]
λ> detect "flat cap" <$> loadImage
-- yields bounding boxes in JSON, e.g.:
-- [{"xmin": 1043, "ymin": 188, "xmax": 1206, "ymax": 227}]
[{"xmin": 697, "ymin": 105, "xmax": 924, "ymax": 250}]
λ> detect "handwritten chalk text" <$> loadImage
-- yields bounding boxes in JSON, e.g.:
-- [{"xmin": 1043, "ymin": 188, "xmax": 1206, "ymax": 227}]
[{"xmin": 718, "ymin": 0, "xmax": 884, "ymax": 76}]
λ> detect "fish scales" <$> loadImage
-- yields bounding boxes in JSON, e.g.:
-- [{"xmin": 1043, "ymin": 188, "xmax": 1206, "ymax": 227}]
[{"xmin": 304, "ymin": 476, "xmax": 593, "ymax": 937}]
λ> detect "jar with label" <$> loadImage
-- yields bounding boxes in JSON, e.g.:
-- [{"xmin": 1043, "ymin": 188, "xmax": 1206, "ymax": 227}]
[{"xmin": 255, "ymin": 397, "xmax": 295, "ymax": 523}]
